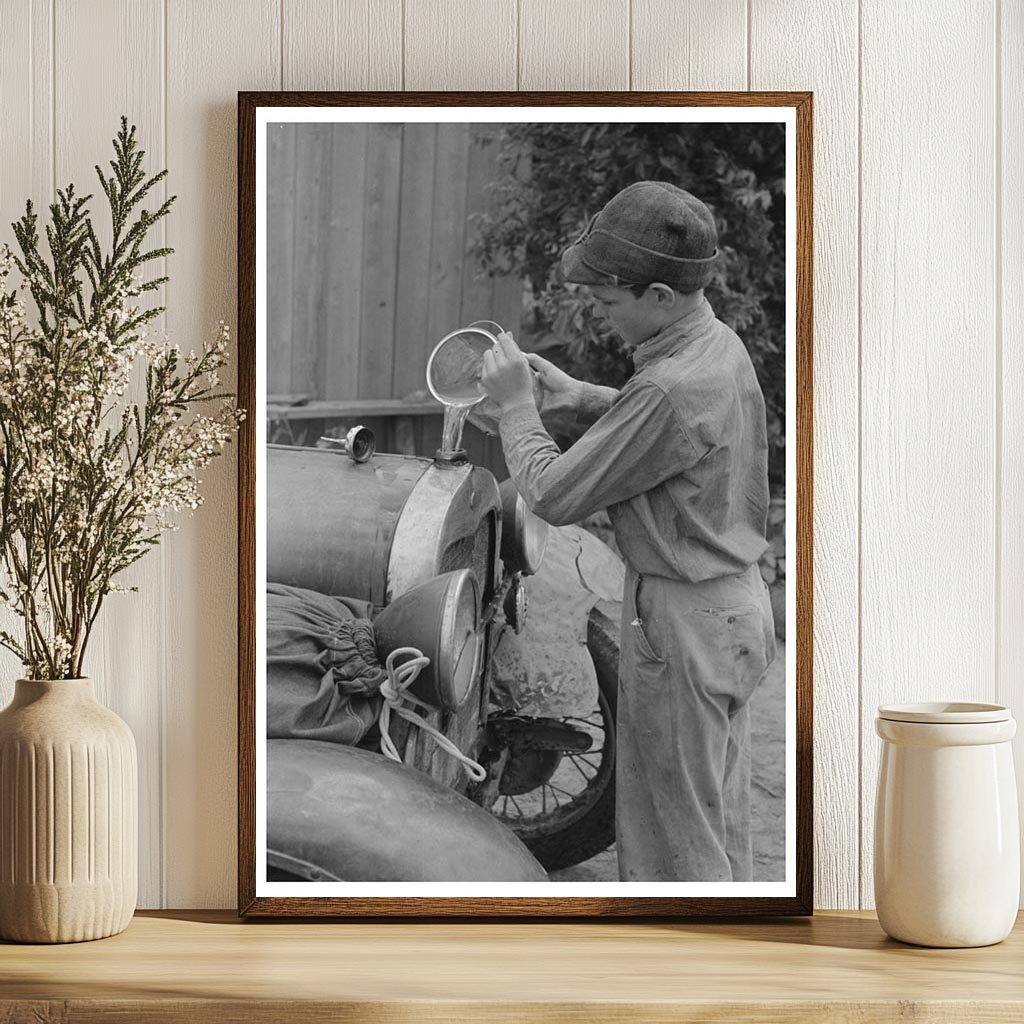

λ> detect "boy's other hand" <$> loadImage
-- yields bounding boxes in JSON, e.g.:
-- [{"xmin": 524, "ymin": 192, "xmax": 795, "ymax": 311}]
[
  {"xmin": 522, "ymin": 352, "xmax": 583, "ymax": 428},
  {"xmin": 481, "ymin": 331, "xmax": 536, "ymax": 412},
  {"xmin": 523, "ymin": 352, "xmax": 581, "ymax": 400}
]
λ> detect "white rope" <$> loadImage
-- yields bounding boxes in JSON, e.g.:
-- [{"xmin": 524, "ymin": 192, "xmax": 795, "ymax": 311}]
[{"xmin": 377, "ymin": 647, "xmax": 487, "ymax": 783}]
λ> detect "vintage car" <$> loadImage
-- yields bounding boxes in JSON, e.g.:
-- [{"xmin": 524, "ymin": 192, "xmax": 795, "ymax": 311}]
[{"xmin": 265, "ymin": 426, "xmax": 622, "ymax": 882}]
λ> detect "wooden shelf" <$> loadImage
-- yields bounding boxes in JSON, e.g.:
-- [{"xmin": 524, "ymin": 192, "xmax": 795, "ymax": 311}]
[{"xmin": 2, "ymin": 910, "xmax": 1022, "ymax": 1022}]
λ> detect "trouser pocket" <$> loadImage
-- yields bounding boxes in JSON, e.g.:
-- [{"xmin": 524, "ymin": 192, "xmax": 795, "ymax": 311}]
[
  {"xmin": 628, "ymin": 572, "xmax": 666, "ymax": 664},
  {"xmin": 686, "ymin": 603, "xmax": 770, "ymax": 710}
]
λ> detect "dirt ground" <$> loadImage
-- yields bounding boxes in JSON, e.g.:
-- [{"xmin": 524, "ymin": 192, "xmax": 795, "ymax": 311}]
[{"xmin": 550, "ymin": 639, "xmax": 787, "ymax": 882}]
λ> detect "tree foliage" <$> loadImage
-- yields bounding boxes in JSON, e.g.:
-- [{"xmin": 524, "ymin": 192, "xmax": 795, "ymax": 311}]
[{"xmin": 469, "ymin": 122, "xmax": 787, "ymax": 490}]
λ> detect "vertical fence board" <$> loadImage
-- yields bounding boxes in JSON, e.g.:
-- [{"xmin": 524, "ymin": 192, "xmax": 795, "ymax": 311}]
[
  {"xmin": 425, "ymin": 124, "xmax": 472, "ymax": 376},
  {"xmin": 392, "ymin": 123, "xmax": 438, "ymax": 414},
  {"xmin": 519, "ymin": 0, "xmax": 629, "ymax": 90},
  {"xmin": 404, "ymin": 0, "xmax": 517, "ymax": 90},
  {"xmin": 164, "ymin": 0, "xmax": 279, "ymax": 908},
  {"xmin": 631, "ymin": 0, "xmax": 747, "ymax": 90},
  {"xmin": 750, "ymin": 0, "xmax": 860, "ymax": 910},
  {"xmin": 859, "ymin": 0, "xmax": 997, "ymax": 908},
  {"xmin": 290, "ymin": 123, "xmax": 333, "ymax": 400},
  {"xmin": 266, "ymin": 123, "xmax": 296, "ymax": 394},
  {"xmin": 53, "ymin": 0, "xmax": 165, "ymax": 909},
  {"xmin": 459, "ymin": 124, "xmax": 507, "ymax": 476},
  {"xmin": 324, "ymin": 124, "xmax": 369, "ymax": 401},
  {"xmin": 459, "ymin": 125, "xmax": 498, "ymax": 327},
  {"xmin": 1000, "ymin": 0, "xmax": 1024, "ymax": 904},
  {"xmin": 284, "ymin": 0, "xmax": 402, "ymax": 90},
  {"xmin": 358, "ymin": 123, "xmax": 403, "ymax": 397}
]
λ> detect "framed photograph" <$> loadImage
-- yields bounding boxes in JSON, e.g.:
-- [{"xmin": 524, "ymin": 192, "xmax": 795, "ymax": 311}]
[{"xmin": 237, "ymin": 91, "xmax": 812, "ymax": 917}]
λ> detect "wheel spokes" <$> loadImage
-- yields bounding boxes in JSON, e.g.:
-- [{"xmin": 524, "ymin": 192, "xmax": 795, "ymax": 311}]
[{"xmin": 493, "ymin": 694, "xmax": 613, "ymax": 830}]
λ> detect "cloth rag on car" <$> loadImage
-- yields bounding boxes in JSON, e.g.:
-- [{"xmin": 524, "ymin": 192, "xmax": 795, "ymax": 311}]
[{"xmin": 266, "ymin": 582, "xmax": 385, "ymax": 745}]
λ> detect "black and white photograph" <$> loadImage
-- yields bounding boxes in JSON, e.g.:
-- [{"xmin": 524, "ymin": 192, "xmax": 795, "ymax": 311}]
[{"xmin": 240, "ymin": 96, "xmax": 811, "ymax": 916}]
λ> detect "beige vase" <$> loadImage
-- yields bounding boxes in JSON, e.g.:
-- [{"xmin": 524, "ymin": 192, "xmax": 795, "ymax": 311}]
[{"xmin": 0, "ymin": 678, "xmax": 137, "ymax": 942}]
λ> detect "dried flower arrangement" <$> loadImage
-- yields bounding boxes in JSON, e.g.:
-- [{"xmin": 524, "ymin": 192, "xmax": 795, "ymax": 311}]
[{"xmin": 0, "ymin": 118, "xmax": 242, "ymax": 680}]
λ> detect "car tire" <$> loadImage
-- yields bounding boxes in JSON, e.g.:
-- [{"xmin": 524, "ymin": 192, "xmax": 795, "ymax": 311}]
[{"xmin": 500, "ymin": 604, "xmax": 619, "ymax": 873}]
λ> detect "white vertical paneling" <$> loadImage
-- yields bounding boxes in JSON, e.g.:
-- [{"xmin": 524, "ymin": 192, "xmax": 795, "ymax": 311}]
[
  {"xmin": 404, "ymin": 0, "xmax": 516, "ymax": 90},
  {"xmin": 519, "ymin": 0, "xmax": 628, "ymax": 90},
  {"xmin": 164, "ymin": 0, "xmax": 279, "ymax": 908},
  {"xmin": 750, "ymin": 1, "xmax": 860, "ymax": 910},
  {"xmin": 0, "ymin": 0, "xmax": 51, "ymax": 225},
  {"xmin": 631, "ymin": 0, "xmax": 746, "ymax": 90},
  {"xmin": 283, "ymin": 0, "xmax": 401, "ymax": 90},
  {"xmin": 0, "ymin": 1, "xmax": 52, "ymax": 698},
  {"xmin": 0, "ymin": 0, "xmax": 1018, "ymax": 912},
  {"xmin": 53, "ymin": 0, "xmax": 166, "ymax": 909},
  {"xmin": 1000, "ymin": 0, "xmax": 1024, "ymax": 901},
  {"xmin": 860, "ymin": 0, "xmax": 997, "ymax": 908}
]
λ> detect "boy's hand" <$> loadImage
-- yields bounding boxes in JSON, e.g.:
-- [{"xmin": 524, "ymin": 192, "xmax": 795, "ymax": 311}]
[
  {"xmin": 481, "ymin": 332, "xmax": 536, "ymax": 412},
  {"xmin": 523, "ymin": 352, "xmax": 582, "ymax": 402},
  {"xmin": 523, "ymin": 352, "xmax": 585, "ymax": 430}
]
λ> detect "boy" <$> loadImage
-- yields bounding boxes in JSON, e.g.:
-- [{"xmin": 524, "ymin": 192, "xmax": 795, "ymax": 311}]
[{"xmin": 480, "ymin": 180, "xmax": 776, "ymax": 882}]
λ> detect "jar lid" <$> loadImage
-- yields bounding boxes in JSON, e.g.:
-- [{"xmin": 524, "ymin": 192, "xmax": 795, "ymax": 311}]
[{"xmin": 877, "ymin": 701, "xmax": 1011, "ymax": 724}]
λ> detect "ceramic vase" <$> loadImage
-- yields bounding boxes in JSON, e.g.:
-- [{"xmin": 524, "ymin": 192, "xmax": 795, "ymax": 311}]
[
  {"xmin": 874, "ymin": 702, "xmax": 1019, "ymax": 948},
  {"xmin": 0, "ymin": 678, "xmax": 137, "ymax": 943}
]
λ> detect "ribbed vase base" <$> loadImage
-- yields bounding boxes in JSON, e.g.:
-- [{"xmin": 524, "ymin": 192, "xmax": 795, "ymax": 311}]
[{"xmin": 0, "ymin": 880, "xmax": 135, "ymax": 943}]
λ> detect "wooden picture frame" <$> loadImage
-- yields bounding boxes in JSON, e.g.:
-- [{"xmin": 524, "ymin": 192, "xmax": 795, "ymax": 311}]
[{"xmin": 238, "ymin": 91, "xmax": 813, "ymax": 917}]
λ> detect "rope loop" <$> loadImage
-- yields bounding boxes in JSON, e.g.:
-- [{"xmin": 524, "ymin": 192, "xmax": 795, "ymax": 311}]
[{"xmin": 378, "ymin": 647, "xmax": 487, "ymax": 783}]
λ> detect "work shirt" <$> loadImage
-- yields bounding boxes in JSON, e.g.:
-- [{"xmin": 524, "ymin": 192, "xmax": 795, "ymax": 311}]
[{"xmin": 498, "ymin": 298, "xmax": 769, "ymax": 583}]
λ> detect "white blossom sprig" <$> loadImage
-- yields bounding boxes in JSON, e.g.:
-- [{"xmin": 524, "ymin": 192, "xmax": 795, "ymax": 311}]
[{"xmin": 0, "ymin": 119, "xmax": 243, "ymax": 680}]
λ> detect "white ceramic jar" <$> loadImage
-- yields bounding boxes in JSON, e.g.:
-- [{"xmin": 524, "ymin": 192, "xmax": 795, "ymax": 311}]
[{"xmin": 874, "ymin": 702, "xmax": 1019, "ymax": 947}]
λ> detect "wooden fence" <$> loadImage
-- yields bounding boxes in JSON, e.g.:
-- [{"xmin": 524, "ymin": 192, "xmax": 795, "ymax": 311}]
[{"xmin": 266, "ymin": 121, "xmax": 520, "ymax": 472}]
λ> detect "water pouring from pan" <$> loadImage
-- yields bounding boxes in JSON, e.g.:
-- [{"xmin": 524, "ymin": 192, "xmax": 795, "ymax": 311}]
[{"xmin": 426, "ymin": 322, "xmax": 505, "ymax": 457}]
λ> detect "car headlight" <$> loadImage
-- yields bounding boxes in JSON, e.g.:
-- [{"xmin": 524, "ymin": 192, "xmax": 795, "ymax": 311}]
[
  {"xmin": 373, "ymin": 569, "xmax": 482, "ymax": 711},
  {"xmin": 498, "ymin": 478, "xmax": 549, "ymax": 576}
]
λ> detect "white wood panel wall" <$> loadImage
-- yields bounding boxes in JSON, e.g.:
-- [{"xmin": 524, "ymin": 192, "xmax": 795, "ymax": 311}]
[{"xmin": 0, "ymin": 0, "xmax": 1018, "ymax": 911}]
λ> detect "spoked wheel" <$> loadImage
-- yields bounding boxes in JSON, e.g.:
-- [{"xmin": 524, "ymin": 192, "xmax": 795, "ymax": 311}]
[{"xmin": 489, "ymin": 607, "xmax": 619, "ymax": 873}]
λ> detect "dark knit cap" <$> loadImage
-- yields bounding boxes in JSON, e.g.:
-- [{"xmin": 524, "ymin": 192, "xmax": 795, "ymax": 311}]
[{"xmin": 560, "ymin": 181, "xmax": 719, "ymax": 293}]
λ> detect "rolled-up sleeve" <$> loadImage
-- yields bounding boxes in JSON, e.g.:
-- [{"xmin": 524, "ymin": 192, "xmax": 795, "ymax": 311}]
[{"xmin": 498, "ymin": 381, "xmax": 700, "ymax": 526}]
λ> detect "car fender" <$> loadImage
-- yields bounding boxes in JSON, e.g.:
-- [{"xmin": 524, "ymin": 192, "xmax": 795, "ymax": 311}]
[
  {"xmin": 490, "ymin": 523, "xmax": 624, "ymax": 719},
  {"xmin": 267, "ymin": 739, "xmax": 548, "ymax": 882}
]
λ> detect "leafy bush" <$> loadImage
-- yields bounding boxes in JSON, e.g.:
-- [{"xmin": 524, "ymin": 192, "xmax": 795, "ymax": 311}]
[{"xmin": 469, "ymin": 122, "xmax": 787, "ymax": 492}]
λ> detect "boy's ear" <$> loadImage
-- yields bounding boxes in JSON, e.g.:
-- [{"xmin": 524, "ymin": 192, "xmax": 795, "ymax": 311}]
[{"xmin": 648, "ymin": 283, "xmax": 676, "ymax": 304}]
